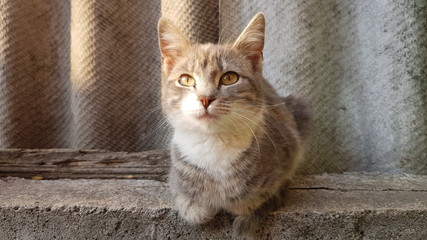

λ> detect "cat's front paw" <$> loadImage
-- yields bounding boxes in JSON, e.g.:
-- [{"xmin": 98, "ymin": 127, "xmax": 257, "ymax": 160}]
[
  {"xmin": 232, "ymin": 214, "xmax": 260, "ymax": 236},
  {"xmin": 179, "ymin": 204, "xmax": 215, "ymax": 225},
  {"xmin": 175, "ymin": 195, "xmax": 216, "ymax": 225}
]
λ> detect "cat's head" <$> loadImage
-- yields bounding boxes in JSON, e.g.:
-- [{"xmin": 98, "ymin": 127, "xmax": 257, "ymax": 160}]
[{"xmin": 158, "ymin": 13, "xmax": 266, "ymax": 133}]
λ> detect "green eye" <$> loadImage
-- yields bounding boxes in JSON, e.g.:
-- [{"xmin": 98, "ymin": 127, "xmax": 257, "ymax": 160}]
[
  {"xmin": 220, "ymin": 72, "xmax": 239, "ymax": 85},
  {"xmin": 178, "ymin": 74, "xmax": 195, "ymax": 87}
]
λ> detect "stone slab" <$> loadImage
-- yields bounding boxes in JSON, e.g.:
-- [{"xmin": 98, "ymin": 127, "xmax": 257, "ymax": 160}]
[{"xmin": 1, "ymin": 173, "xmax": 426, "ymax": 239}]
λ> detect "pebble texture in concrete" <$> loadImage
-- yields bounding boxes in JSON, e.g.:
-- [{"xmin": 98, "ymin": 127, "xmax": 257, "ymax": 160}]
[{"xmin": 1, "ymin": 173, "xmax": 426, "ymax": 239}]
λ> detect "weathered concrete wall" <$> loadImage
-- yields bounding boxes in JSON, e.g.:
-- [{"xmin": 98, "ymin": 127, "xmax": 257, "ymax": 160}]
[{"xmin": 1, "ymin": 173, "xmax": 426, "ymax": 239}]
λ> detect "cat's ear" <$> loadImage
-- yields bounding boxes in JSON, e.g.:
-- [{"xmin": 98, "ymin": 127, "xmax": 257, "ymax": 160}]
[
  {"xmin": 233, "ymin": 13, "xmax": 265, "ymax": 71},
  {"xmin": 158, "ymin": 18, "xmax": 190, "ymax": 68}
]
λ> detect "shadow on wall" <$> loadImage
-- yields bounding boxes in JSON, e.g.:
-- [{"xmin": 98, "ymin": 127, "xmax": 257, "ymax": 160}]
[
  {"xmin": 0, "ymin": 0, "xmax": 73, "ymax": 148},
  {"xmin": 0, "ymin": 0, "xmax": 169, "ymax": 152},
  {"xmin": 69, "ymin": 0, "xmax": 165, "ymax": 151}
]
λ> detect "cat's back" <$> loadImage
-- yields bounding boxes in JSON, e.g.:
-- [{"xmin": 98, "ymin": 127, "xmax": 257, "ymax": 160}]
[{"xmin": 261, "ymin": 79, "xmax": 311, "ymax": 144}]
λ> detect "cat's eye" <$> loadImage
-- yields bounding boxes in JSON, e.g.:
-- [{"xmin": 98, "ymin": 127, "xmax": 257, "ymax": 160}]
[
  {"xmin": 178, "ymin": 74, "xmax": 196, "ymax": 87},
  {"xmin": 220, "ymin": 72, "xmax": 239, "ymax": 86}
]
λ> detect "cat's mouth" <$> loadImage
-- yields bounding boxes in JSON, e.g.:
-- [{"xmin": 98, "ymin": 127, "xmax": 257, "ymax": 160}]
[{"xmin": 196, "ymin": 112, "xmax": 218, "ymax": 120}]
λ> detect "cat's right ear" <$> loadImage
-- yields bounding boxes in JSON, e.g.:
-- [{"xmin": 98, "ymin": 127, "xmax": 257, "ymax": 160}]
[
  {"xmin": 233, "ymin": 13, "xmax": 265, "ymax": 72},
  {"xmin": 158, "ymin": 18, "xmax": 190, "ymax": 70}
]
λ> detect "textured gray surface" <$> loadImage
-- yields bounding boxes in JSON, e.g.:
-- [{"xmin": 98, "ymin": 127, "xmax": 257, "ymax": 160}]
[
  {"xmin": 0, "ymin": 0, "xmax": 165, "ymax": 151},
  {"xmin": 1, "ymin": 173, "xmax": 426, "ymax": 239}
]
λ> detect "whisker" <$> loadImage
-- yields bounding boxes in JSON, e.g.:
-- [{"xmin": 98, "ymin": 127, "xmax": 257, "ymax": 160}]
[
  {"xmin": 218, "ymin": 11, "xmax": 234, "ymax": 45},
  {"xmin": 224, "ymin": 114, "xmax": 248, "ymax": 137},
  {"xmin": 234, "ymin": 115, "xmax": 261, "ymax": 162},
  {"xmin": 236, "ymin": 97, "xmax": 288, "ymax": 108},
  {"xmin": 229, "ymin": 111, "xmax": 279, "ymax": 155},
  {"xmin": 134, "ymin": 111, "xmax": 183, "ymax": 146},
  {"xmin": 231, "ymin": 107, "xmax": 284, "ymax": 135},
  {"xmin": 144, "ymin": 105, "xmax": 163, "ymax": 115}
]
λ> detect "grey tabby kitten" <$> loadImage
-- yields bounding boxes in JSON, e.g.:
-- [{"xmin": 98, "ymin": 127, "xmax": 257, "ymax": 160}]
[{"xmin": 157, "ymin": 13, "xmax": 310, "ymax": 235}]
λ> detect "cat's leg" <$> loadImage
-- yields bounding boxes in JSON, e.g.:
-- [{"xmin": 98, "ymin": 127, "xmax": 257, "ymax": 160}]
[
  {"xmin": 229, "ymin": 184, "xmax": 288, "ymax": 236},
  {"xmin": 230, "ymin": 196, "xmax": 279, "ymax": 236},
  {"xmin": 175, "ymin": 193, "xmax": 217, "ymax": 225},
  {"xmin": 232, "ymin": 212, "xmax": 264, "ymax": 236}
]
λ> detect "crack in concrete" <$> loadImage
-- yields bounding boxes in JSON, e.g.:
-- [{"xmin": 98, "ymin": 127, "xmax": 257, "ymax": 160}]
[{"xmin": 288, "ymin": 187, "xmax": 427, "ymax": 192}]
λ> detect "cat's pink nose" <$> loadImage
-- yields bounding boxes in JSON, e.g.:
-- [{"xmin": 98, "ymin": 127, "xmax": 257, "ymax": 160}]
[{"xmin": 199, "ymin": 96, "xmax": 216, "ymax": 109}]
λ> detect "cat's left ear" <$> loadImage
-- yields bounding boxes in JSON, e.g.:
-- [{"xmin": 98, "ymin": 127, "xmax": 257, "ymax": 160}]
[
  {"xmin": 233, "ymin": 13, "xmax": 265, "ymax": 71},
  {"xmin": 158, "ymin": 18, "xmax": 190, "ymax": 69}
]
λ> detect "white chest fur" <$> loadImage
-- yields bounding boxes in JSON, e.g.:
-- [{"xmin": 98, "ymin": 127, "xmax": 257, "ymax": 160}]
[{"xmin": 172, "ymin": 128, "xmax": 254, "ymax": 178}]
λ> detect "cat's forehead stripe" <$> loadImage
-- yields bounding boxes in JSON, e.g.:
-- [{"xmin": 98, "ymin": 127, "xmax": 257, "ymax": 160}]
[
  {"xmin": 189, "ymin": 44, "xmax": 225, "ymax": 83},
  {"xmin": 201, "ymin": 58, "xmax": 208, "ymax": 70},
  {"xmin": 216, "ymin": 55, "xmax": 224, "ymax": 72}
]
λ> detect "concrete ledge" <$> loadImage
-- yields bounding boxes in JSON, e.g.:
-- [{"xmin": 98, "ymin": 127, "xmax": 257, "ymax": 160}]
[{"xmin": 1, "ymin": 173, "xmax": 427, "ymax": 239}]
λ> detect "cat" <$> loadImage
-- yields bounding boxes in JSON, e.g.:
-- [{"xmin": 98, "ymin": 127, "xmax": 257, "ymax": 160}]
[{"xmin": 157, "ymin": 13, "xmax": 311, "ymax": 236}]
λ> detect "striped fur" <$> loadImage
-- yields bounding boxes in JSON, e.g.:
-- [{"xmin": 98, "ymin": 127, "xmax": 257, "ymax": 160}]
[{"xmin": 158, "ymin": 13, "xmax": 311, "ymax": 236}]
